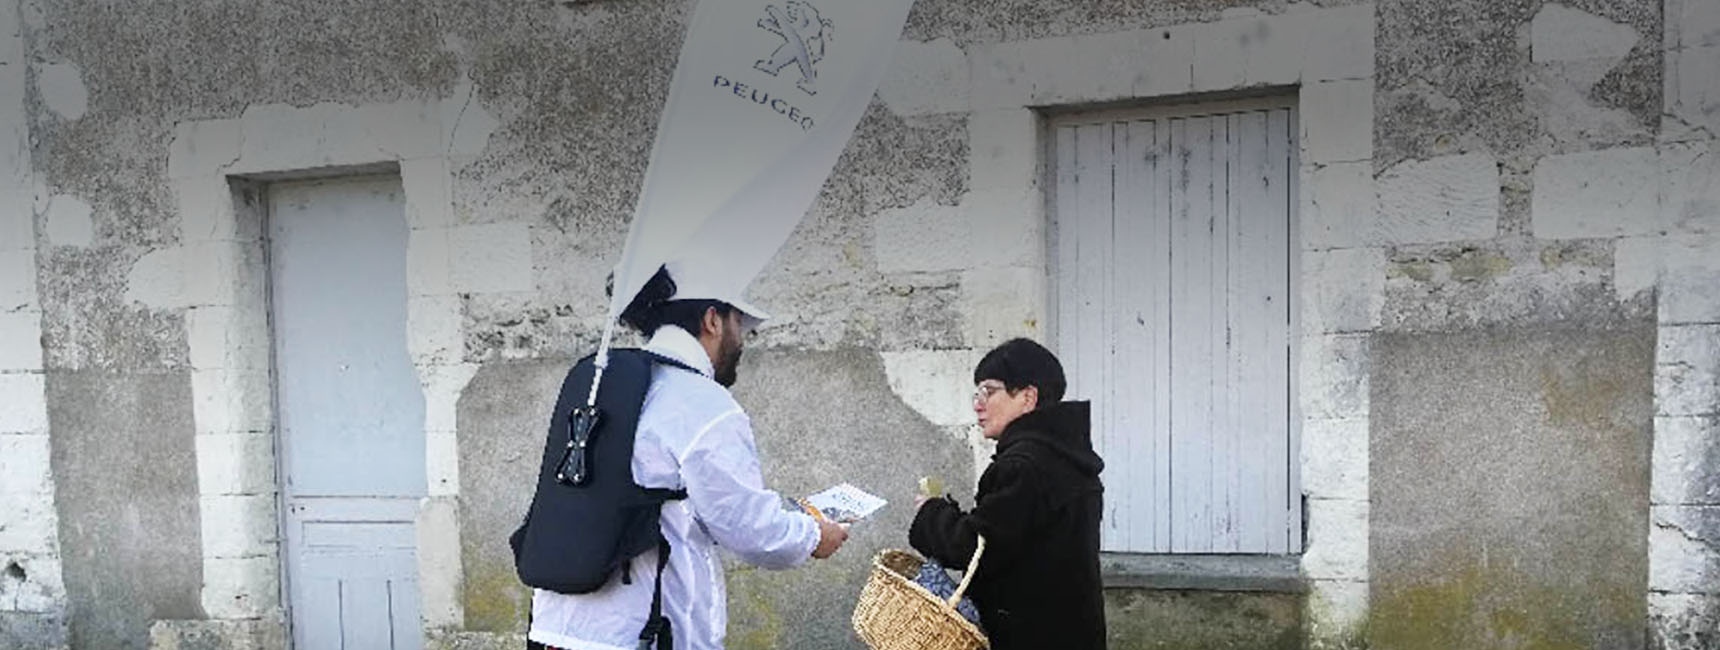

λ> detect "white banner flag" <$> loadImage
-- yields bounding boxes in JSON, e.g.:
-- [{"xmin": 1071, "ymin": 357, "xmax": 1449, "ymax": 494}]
[{"xmin": 607, "ymin": 0, "xmax": 918, "ymax": 320}]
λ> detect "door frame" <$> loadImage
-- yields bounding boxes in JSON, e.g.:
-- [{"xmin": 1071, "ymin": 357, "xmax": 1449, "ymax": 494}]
[{"xmin": 168, "ymin": 99, "xmax": 491, "ymax": 636}]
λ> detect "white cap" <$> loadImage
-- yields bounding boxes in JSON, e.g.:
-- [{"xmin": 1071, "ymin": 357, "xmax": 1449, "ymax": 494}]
[{"xmin": 663, "ymin": 260, "xmax": 770, "ymax": 331}]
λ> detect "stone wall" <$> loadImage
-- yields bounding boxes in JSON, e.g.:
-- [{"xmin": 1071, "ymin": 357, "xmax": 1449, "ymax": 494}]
[{"xmin": 3, "ymin": 0, "xmax": 1716, "ymax": 648}]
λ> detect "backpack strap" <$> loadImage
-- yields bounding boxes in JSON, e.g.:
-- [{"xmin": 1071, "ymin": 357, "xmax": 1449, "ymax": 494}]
[
  {"xmin": 641, "ymin": 350, "xmax": 701, "ymax": 376},
  {"xmin": 636, "ymin": 537, "xmax": 674, "ymax": 650},
  {"xmin": 641, "ymin": 486, "xmax": 690, "ymax": 500},
  {"xmin": 637, "ymin": 351, "xmax": 699, "ymax": 502},
  {"xmin": 635, "ymin": 350, "xmax": 702, "ymax": 648}
]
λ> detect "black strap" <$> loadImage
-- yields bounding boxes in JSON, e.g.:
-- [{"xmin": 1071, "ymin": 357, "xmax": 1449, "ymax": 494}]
[
  {"xmin": 642, "ymin": 487, "xmax": 690, "ymax": 501},
  {"xmin": 637, "ymin": 538, "xmax": 674, "ymax": 650},
  {"xmin": 525, "ymin": 610, "xmax": 544, "ymax": 650},
  {"xmin": 641, "ymin": 353, "xmax": 691, "ymax": 648},
  {"xmin": 641, "ymin": 351, "xmax": 696, "ymax": 506},
  {"xmin": 627, "ymin": 351, "xmax": 695, "ymax": 648},
  {"xmin": 639, "ymin": 354, "xmax": 692, "ymax": 502},
  {"xmin": 642, "ymin": 351, "xmax": 701, "ymax": 376}
]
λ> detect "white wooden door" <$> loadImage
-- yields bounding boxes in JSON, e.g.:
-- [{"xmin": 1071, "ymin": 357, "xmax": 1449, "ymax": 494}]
[
  {"xmin": 270, "ymin": 175, "xmax": 426, "ymax": 649},
  {"xmin": 1053, "ymin": 99, "xmax": 1299, "ymax": 554}
]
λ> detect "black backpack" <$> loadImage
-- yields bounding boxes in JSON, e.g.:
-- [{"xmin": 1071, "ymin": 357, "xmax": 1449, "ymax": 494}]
[{"xmin": 510, "ymin": 348, "xmax": 696, "ymax": 648}]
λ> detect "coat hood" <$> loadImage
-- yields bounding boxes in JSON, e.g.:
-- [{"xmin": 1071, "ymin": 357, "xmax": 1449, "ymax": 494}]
[{"xmin": 996, "ymin": 401, "xmax": 1104, "ymax": 476}]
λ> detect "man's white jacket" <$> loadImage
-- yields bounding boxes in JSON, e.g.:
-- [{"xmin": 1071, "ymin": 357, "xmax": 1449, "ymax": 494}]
[{"xmin": 529, "ymin": 326, "xmax": 821, "ymax": 650}]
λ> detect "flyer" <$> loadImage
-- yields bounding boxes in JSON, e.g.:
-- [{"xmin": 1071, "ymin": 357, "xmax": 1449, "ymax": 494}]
[{"xmin": 800, "ymin": 483, "xmax": 887, "ymax": 524}]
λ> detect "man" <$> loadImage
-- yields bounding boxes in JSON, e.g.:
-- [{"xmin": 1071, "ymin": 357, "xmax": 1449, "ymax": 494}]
[
  {"xmin": 529, "ymin": 264, "xmax": 848, "ymax": 650},
  {"xmin": 910, "ymin": 338, "xmax": 1106, "ymax": 649}
]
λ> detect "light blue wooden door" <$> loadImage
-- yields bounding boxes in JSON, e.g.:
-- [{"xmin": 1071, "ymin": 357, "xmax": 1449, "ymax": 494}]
[
  {"xmin": 1052, "ymin": 98, "xmax": 1300, "ymax": 555},
  {"xmin": 287, "ymin": 499, "xmax": 423, "ymax": 650},
  {"xmin": 270, "ymin": 175, "xmax": 426, "ymax": 650}
]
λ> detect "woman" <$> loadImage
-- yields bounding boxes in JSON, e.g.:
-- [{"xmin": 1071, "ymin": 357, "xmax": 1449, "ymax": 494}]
[{"xmin": 910, "ymin": 338, "xmax": 1107, "ymax": 649}]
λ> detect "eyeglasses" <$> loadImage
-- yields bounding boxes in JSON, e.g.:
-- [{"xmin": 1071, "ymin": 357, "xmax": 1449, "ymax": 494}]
[{"xmin": 972, "ymin": 382, "xmax": 1009, "ymax": 404}]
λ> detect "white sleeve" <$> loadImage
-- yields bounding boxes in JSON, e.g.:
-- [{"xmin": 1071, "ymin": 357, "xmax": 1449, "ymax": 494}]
[{"xmin": 679, "ymin": 408, "xmax": 821, "ymax": 570}]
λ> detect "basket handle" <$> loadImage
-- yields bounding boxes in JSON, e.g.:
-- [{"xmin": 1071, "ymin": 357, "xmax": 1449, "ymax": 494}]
[{"xmin": 947, "ymin": 534, "xmax": 985, "ymax": 609}]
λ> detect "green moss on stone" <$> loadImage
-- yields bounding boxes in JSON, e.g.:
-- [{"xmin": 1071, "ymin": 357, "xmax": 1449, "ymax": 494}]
[
  {"xmin": 1104, "ymin": 589, "xmax": 1302, "ymax": 650},
  {"xmin": 1392, "ymin": 261, "xmax": 1437, "ymax": 283},
  {"xmin": 1448, "ymin": 251, "xmax": 1512, "ymax": 283},
  {"xmin": 1371, "ymin": 559, "xmax": 1642, "ymax": 650},
  {"xmin": 723, "ymin": 566, "xmax": 785, "ymax": 650},
  {"xmin": 462, "ymin": 556, "xmax": 530, "ymax": 634}
]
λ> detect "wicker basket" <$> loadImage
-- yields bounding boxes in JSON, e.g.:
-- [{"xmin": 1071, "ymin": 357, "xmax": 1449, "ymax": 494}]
[{"xmin": 851, "ymin": 536, "xmax": 989, "ymax": 650}]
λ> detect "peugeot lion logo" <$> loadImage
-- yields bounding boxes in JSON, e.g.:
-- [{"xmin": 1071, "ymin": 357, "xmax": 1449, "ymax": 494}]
[{"xmin": 754, "ymin": 1, "xmax": 833, "ymax": 96}]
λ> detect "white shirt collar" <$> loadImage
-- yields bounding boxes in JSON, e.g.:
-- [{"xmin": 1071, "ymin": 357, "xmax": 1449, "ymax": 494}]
[{"xmin": 644, "ymin": 325, "xmax": 715, "ymax": 378}]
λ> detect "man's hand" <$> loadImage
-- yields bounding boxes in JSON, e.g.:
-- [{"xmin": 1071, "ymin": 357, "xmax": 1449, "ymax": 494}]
[{"xmin": 811, "ymin": 518, "xmax": 848, "ymax": 559}]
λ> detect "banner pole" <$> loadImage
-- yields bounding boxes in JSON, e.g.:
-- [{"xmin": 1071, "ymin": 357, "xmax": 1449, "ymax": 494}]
[{"xmin": 587, "ymin": 319, "xmax": 616, "ymax": 409}]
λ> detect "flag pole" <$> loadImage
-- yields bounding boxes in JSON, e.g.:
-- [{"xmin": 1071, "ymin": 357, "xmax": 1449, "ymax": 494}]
[
  {"xmin": 586, "ymin": 320, "xmax": 616, "ymax": 409},
  {"xmin": 590, "ymin": 167, "xmax": 661, "ymax": 408}
]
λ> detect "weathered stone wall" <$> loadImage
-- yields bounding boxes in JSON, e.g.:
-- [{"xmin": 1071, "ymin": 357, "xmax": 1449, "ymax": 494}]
[
  {"xmin": 1645, "ymin": 3, "xmax": 1720, "ymax": 647},
  {"xmin": 3, "ymin": 0, "xmax": 984, "ymax": 646},
  {"xmin": 7, "ymin": 0, "xmax": 1358, "ymax": 646},
  {"xmin": 1370, "ymin": 1, "xmax": 1720, "ymax": 648},
  {"xmin": 46, "ymin": 371, "xmax": 205, "ymax": 650},
  {"xmin": 2, "ymin": 0, "xmax": 66, "ymax": 647},
  {"xmin": 5, "ymin": 0, "xmax": 1717, "ymax": 648},
  {"xmin": 1372, "ymin": 322, "xmax": 1655, "ymax": 650}
]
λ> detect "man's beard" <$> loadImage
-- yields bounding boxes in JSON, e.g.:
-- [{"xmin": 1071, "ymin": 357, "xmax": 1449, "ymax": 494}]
[{"xmin": 714, "ymin": 330, "xmax": 743, "ymax": 387}]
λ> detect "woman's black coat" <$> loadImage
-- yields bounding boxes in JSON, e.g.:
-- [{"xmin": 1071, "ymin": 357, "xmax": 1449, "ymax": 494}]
[{"xmin": 911, "ymin": 401, "xmax": 1106, "ymax": 650}]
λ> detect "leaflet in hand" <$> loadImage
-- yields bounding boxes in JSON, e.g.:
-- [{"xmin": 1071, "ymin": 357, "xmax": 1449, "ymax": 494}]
[{"xmin": 801, "ymin": 483, "xmax": 887, "ymax": 524}]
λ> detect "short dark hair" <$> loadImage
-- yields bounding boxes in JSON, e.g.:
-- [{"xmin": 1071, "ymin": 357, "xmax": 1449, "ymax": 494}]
[
  {"xmin": 613, "ymin": 266, "xmax": 734, "ymax": 336},
  {"xmin": 973, "ymin": 338, "xmax": 1066, "ymax": 404}
]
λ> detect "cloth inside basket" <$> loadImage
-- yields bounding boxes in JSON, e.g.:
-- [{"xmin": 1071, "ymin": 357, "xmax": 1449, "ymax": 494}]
[{"xmin": 912, "ymin": 558, "xmax": 983, "ymax": 627}]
